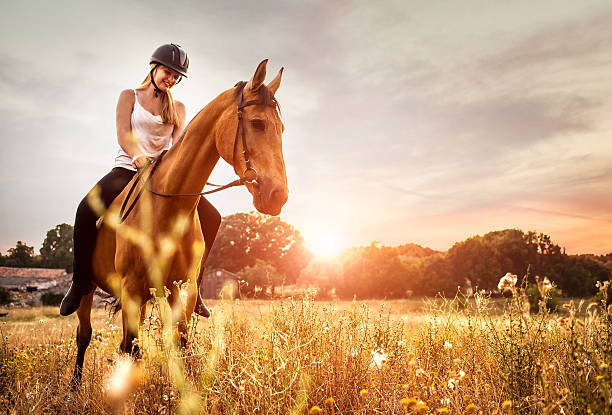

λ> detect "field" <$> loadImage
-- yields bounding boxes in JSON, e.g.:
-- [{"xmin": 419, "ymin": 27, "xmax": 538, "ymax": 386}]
[{"xmin": 1, "ymin": 288, "xmax": 610, "ymax": 414}]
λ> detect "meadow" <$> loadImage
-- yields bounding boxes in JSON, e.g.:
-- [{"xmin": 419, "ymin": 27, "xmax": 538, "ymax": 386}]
[{"xmin": 0, "ymin": 285, "xmax": 610, "ymax": 414}]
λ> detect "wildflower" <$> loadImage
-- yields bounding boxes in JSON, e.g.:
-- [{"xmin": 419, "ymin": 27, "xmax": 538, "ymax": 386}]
[
  {"xmin": 502, "ymin": 400, "xmax": 512, "ymax": 412},
  {"xmin": 415, "ymin": 368, "xmax": 426, "ymax": 377},
  {"xmin": 443, "ymin": 341, "xmax": 453, "ymax": 350},
  {"xmin": 465, "ymin": 403, "xmax": 478, "ymax": 413},
  {"xmin": 359, "ymin": 389, "xmax": 369, "ymax": 399},
  {"xmin": 541, "ymin": 276, "xmax": 552, "ymax": 292},
  {"xmin": 371, "ymin": 349, "xmax": 388, "ymax": 368},
  {"xmin": 309, "ymin": 406, "xmax": 322, "ymax": 415},
  {"xmin": 448, "ymin": 378, "xmax": 456, "ymax": 390},
  {"xmin": 498, "ymin": 273, "xmax": 517, "ymax": 291},
  {"xmin": 401, "ymin": 397, "xmax": 418, "ymax": 410},
  {"xmin": 325, "ymin": 397, "xmax": 335, "ymax": 407},
  {"xmin": 438, "ymin": 409, "xmax": 449, "ymax": 414}
]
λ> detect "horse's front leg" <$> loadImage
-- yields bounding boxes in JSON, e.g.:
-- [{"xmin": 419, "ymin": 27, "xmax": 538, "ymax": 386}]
[
  {"xmin": 168, "ymin": 281, "xmax": 197, "ymax": 349},
  {"xmin": 119, "ymin": 281, "xmax": 145, "ymax": 357}
]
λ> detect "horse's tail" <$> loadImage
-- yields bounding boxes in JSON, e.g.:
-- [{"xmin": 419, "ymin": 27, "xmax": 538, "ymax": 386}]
[{"xmin": 99, "ymin": 291, "xmax": 122, "ymax": 316}]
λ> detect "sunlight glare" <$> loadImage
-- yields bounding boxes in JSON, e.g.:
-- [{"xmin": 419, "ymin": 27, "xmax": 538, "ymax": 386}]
[{"xmin": 308, "ymin": 231, "xmax": 342, "ymax": 258}]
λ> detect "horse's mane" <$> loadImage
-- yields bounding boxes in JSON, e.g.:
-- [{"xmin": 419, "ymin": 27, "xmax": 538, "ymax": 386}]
[{"xmin": 172, "ymin": 82, "xmax": 280, "ymax": 147}]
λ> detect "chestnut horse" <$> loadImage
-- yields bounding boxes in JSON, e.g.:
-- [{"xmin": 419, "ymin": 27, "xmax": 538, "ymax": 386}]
[{"xmin": 70, "ymin": 60, "xmax": 287, "ymax": 385}]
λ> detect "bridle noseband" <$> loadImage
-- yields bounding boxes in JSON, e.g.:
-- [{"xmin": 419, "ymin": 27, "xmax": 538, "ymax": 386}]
[{"xmin": 118, "ymin": 81, "xmax": 279, "ymax": 223}]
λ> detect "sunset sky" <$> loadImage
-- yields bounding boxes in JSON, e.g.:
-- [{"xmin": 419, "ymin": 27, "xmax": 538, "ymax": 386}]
[{"xmin": 1, "ymin": 0, "xmax": 611, "ymax": 256}]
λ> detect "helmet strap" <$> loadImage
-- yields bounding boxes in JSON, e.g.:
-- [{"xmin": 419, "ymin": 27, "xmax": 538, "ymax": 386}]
[{"xmin": 150, "ymin": 65, "xmax": 164, "ymax": 98}]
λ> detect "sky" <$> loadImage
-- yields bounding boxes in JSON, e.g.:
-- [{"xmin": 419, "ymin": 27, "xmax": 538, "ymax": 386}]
[{"xmin": 1, "ymin": 0, "xmax": 611, "ymax": 256}]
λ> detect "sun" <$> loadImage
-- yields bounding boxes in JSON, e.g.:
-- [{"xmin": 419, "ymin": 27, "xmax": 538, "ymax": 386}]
[{"xmin": 307, "ymin": 231, "xmax": 342, "ymax": 258}]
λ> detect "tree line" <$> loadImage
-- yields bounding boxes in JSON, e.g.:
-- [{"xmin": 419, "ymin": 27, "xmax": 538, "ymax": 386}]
[
  {"xmin": 0, "ymin": 223, "xmax": 74, "ymax": 271},
  {"xmin": 2, "ymin": 215, "xmax": 610, "ymax": 298}
]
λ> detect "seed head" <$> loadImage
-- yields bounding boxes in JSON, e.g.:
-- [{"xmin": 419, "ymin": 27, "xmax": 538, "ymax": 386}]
[
  {"xmin": 416, "ymin": 400, "xmax": 429, "ymax": 414},
  {"xmin": 325, "ymin": 397, "xmax": 335, "ymax": 407},
  {"xmin": 309, "ymin": 406, "xmax": 322, "ymax": 415},
  {"xmin": 401, "ymin": 397, "xmax": 417, "ymax": 409},
  {"xmin": 359, "ymin": 389, "xmax": 369, "ymax": 399},
  {"xmin": 498, "ymin": 273, "xmax": 518, "ymax": 291},
  {"xmin": 465, "ymin": 403, "xmax": 478, "ymax": 413}
]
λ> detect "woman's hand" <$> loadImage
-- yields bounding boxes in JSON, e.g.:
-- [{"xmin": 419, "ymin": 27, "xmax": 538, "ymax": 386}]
[{"xmin": 131, "ymin": 154, "xmax": 152, "ymax": 170}]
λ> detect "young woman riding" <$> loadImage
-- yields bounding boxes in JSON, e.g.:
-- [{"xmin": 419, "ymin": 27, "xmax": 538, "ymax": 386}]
[{"xmin": 60, "ymin": 43, "xmax": 219, "ymax": 317}]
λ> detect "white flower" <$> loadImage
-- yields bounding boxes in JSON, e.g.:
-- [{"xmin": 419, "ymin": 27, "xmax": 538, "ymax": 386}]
[
  {"xmin": 371, "ymin": 349, "xmax": 387, "ymax": 368},
  {"xmin": 498, "ymin": 273, "xmax": 518, "ymax": 291},
  {"xmin": 443, "ymin": 341, "xmax": 453, "ymax": 350}
]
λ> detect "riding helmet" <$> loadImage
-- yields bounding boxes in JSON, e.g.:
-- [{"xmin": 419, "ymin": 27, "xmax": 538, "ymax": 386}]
[{"xmin": 150, "ymin": 43, "xmax": 189, "ymax": 77}]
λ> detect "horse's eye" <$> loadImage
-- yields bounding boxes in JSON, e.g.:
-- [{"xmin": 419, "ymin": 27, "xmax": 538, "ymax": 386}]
[{"xmin": 251, "ymin": 119, "xmax": 265, "ymax": 131}]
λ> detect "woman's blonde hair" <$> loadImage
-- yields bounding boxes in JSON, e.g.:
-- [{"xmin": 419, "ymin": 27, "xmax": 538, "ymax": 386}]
[{"xmin": 137, "ymin": 64, "xmax": 181, "ymax": 126}]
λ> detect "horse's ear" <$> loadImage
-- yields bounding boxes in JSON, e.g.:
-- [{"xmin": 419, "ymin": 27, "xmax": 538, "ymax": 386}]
[
  {"xmin": 246, "ymin": 59, "xmax": 268, "ymax": 91},
  {"xmin": 267, "ymin": 67, "xmax": 283, "ymax": 95}
]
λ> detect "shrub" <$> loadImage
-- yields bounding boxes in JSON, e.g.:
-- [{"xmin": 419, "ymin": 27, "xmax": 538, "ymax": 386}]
[
  {"xmin": 526, "ymin": 276, "xmax": 562, "ymax": 312},
  {"xmin": 40, "ymin": 292, "xmax": 64, "ymax": 306}
]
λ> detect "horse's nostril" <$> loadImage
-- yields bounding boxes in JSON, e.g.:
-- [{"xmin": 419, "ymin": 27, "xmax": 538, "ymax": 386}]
[{"xmin": 269, "ymin": 188, "xmax": 288, "ymax": 206}]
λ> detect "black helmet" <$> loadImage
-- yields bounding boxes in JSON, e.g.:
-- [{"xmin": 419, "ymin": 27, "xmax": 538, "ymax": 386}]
[{"xmin": 150, "ymin": 43, "xmax": 189, "ymax": 77}]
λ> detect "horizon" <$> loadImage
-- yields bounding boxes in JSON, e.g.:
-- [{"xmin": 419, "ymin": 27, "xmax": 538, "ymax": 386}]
[{"xmin": 1, "ymin": 1, "xmax": 611, "ymax": 256}]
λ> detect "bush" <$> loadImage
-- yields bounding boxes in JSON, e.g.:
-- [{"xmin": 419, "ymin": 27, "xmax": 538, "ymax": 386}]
[
  {"xmin": 526, "ymin": 276, "xmax": 562, "ymax": 312},
  {"xmin": 40, "ymin": 292, "xmax": 64, "ymax": 306},
  {"xmin": 0, "ymin": 286, "xmax": 10, "ymax": 305}
]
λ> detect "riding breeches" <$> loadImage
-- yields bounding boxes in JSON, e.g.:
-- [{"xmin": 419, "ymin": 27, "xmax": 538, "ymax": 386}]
[{"xmin": 72, "ymin": 167, "xmax": 221, "ymax": 285}]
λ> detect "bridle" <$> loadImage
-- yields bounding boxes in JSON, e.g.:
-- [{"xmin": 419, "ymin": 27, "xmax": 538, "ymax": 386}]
[{"xmin": 118, "ymin": 81, "xmax": 279, "ymax": 223}]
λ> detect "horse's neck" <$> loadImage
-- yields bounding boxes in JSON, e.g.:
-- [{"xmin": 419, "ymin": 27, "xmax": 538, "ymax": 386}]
[{"xmin": 153, "ymin": 91, "xmax": 233, "ymax": 199}]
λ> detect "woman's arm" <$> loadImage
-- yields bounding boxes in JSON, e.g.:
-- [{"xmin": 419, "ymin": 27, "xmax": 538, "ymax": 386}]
[
  {"xmin": 116, "ymin": 89, "xmax": 148, "ymax": 169},
  {"xmin": 171, "ymin": 100, "xmax": 186, "ymax": 145}
]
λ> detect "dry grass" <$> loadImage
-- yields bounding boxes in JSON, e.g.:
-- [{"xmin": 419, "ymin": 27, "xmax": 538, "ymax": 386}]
[{"xmin": 1, "ymin": 290, "xmax": 611, "ymax": 414}]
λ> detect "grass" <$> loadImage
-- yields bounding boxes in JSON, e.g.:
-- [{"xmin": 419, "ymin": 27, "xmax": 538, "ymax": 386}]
[{"xmin": 0, "ymin": 289, "xmax": 611, "ymax": 414}]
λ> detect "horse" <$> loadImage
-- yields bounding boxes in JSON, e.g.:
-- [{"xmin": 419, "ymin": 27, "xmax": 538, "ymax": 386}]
[{"xmin": 70, "ymin": 60, "xmax": 288, "ymax": 386}]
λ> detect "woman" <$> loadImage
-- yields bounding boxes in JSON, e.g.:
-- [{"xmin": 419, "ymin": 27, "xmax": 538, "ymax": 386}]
[{"xmin": 60, "ymin": 44, "xmax": 220, "ymax": 317}]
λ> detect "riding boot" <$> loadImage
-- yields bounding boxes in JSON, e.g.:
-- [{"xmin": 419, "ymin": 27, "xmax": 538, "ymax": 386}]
[
  {"xmin": 194, "ymin": 292, "xmax": 211, "ymax": 318},
  {"xmin": 60, "ymin": 280, "xmax": 94, "ymax": 316}
]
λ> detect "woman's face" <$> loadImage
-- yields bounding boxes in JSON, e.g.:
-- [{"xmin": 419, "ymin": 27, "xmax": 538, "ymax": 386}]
[{"xmin": 153, "ymin": 65, "xmax": 181, "ymax": 91}]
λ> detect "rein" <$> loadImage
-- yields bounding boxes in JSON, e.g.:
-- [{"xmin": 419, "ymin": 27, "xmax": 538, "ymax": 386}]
[{"xmin": 118, "ymin": 81, "xmax": 277, "ymax": 223}]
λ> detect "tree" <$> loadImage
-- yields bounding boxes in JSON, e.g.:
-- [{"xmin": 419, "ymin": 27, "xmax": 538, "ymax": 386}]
[
  {"xmin": 299, "ymin": 257, "xmax": 342, "ymax": 299},
  {"xmin": 40, "ymin": 223, "xmax": 74, "ymax": 272},
  {"xmin": 337, "ymin": 242, "xmax": 408, "ymax": 299},
  {"xmin": 206, "ymin": 212, "xmax": 312, "ymax": 283},
  {"xmin": 5, "ymin": 241, "xmax": 37, "ymax": 267},
  {"xmin": 237, "ymin": 259, "xmax": 283, "ymax": 298}
]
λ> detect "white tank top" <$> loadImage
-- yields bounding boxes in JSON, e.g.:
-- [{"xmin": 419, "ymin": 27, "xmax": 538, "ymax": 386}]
[{"xmin": 114, "ymin": 89, "xmax": 174, "ymax": 171}]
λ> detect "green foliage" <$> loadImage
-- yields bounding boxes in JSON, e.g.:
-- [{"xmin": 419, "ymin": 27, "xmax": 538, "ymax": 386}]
[
  {"xmin": 3, "ymin": 241, "xmax": 38, "ymax": 268},
  {"xmin": 40, "ymin": 223, "xmax": 73, "ymax": 272},
  {"xmin": 525, "ymin": 277, "xmax": 563, "ymax": 312},
  {"xmin": 39, "ymin": 292, "xmax": 64, "ymax": 306},
  {"xmin": 337, "ymin": 242, "xmax": 408, "ymax": 299},
  {"xmin": 0, "ymin": 286, "xmax": 10, "ymax": 305},
  {"xmin": 207, "ymin": 212, "xmax": 312, "ymax": 284}
]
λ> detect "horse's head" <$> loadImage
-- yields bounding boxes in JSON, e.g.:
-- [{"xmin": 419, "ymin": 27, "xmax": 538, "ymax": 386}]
[{"xmin": 215, "ymin": 60, "xmax": 288, "ymax": 216}]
